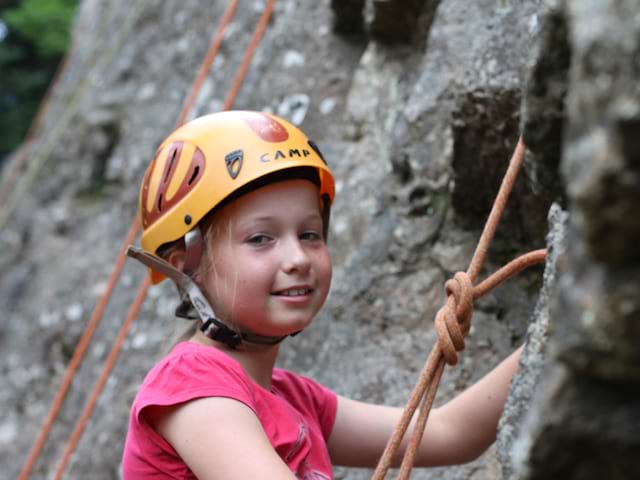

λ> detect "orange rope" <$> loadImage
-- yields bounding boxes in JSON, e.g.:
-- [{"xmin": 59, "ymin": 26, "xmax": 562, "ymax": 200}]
[
  {"xmin": 473, "ymin": 249, "xmax": 546, "ymax": 299},
  {"xmin": 17, "ymin": 1, "xmax": 246, "ymax": 477},
  {"xmin": 176, "ymin": 0, "xmax": 240, "ymax": 126},
  {"xmin": 0, "ymin": 47, "xmax": 73, "ymax": 209},
  {"xmin": 372, "ymin": 138, "xmax": 548, "ymax": 479},
  {"xmin": 17, "ymin": 218, "xmax": 139, "ymax": 480},
  {"xmin": 222, "ymin": 0, "xmax": 275, "ymax": 111},
  {"xmin": 52, "ymin": 277, "xmax": 151, "ymax": 480},
  {"xmin": 34, "ymin": 2, "xmax": 276, "ymax": 479},
  {"xmin": 17, "ymin": 1, "xmax": 536, "ymax": 478},
  {"xmin": 467, "ymin": 140, "xmax": 527, "ymax": 282}
]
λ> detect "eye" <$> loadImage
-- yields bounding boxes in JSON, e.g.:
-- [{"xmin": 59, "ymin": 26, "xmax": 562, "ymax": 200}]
[
  {"xmin": 246, "ymin": 234, "xmax": 272, "ymax": 245},
  {"xmin": 300, "ymin": 230, "xmax": 322, "ymax": 242}
]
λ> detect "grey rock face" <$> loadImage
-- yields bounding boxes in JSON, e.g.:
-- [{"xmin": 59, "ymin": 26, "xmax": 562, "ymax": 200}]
[
  {"xmin": 331, "ymin": 0, "xmax": 366, "ymax": 34},
  {"xmin": 12, "ymin": 0, "xmax": 633, "ymax": 479},
  {"xmin": 557, "ymin": 0, "xmax": 640, "ymax": 382},
  {"xmin": 563, "ymin": 0, "xmax": 640, "ymax": 268},
  {"xmin": 521, "ymin": 0, "xmax": 570, "ymax": 203},
  {"xmin": 496, "ymin": 1, "xmax": 640, "ymax": 479},
  {"xmin": 369, "ymin": 0, "xmax": 440, "ymax": 44},
  {"xmin": 497, "ymin": 203, "xmax": 568, "ymax": 479},
  {"xmin": 330, "ymin": 0, "xmax": 441, "ymax": 44}
]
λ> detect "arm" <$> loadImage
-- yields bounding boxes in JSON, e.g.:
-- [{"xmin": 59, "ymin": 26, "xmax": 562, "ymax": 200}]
[
  {"xmin": 146, "ymin": 397, "xmax": 297, "ymax": 480},
  {"xmin": 427, "ymin": 345, "xmax": 523, "ymax": 464},
  {"xmin": 327, "ymin": 346, "xmax": 522, "ymax": 467}
]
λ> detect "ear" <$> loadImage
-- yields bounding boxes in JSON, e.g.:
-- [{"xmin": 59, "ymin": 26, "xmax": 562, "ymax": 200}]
[
  {"xmin": 165, "ymin": 248, "xmax": 186, "ymax": 272},
  {"xmin": 165, "ymin": 245, "xmax": 205, "ymax": 285}
]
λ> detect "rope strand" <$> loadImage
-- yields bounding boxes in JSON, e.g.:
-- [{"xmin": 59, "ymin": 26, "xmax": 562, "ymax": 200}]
[
  {"xmin": 17, "ymin": 218, "xmax": 140, "ymax": 480},
  {"xmin": 371, "ymin": 138, "xmax": 547, "ymax": 479},
  {"xmin": 51, "ymin": 277, "xmax": 151, "ymax": 480},
  {"xmin": 176, "ymin": 0, "xmax": 239, "ymax": 126},
  {"xmin": 17, "ymin": 0, "xmax": 278, "ymax": 477},
  {"xmin": 397, "ymin": 359, "xmax": 445, "ymax": 479},
  {"xmin": 467, "ymin": 139, "xmax": 526, "ymax": 282},
  {"xmin": 222, "ymin": 0, "xmax": 275, "ymax": 111},
  {"xmin": 47, "ymin": 2, "xmax": 276, "ymax": 478}
]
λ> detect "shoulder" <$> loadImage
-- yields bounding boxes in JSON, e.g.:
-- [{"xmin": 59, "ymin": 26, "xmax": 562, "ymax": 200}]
[
  {"xmin": 133, "ymin": 342, "xmax": 258, "ymax": 419},
  {"xmin": 151, "ymin": 396, "xmax": 299, "ymax": 480},
  {"xmin": 124, "ymin": 343, "xmax": 271, "ymax": 479},
  {"xmin": 273, "ymin": 368, "xmax": 333, "ymax": 399}
]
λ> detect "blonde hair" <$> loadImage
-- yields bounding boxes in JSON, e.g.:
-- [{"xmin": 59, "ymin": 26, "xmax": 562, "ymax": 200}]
[{"xmin": 170, "ymin": 212, "xmax": 241, "ymax": 344}]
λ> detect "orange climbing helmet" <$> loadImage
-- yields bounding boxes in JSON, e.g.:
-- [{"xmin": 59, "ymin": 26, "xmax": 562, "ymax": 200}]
[{"xmin": 138, "ymin": 110, "xmax": 335, "ymax": 283}]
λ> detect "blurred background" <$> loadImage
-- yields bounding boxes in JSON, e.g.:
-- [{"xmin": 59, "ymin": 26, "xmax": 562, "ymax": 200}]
[
  {"xmin": 2, "ymin": 1, "xmax": 639, "ymax": 479},
  {"xmin": 0, "ymin": 0, "xmax": 78, "ymax": 164}
]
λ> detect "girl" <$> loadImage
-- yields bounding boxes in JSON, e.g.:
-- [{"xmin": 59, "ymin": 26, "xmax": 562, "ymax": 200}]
[{"xmin": 122, "ymin": 110, "xmax": 522, "ymax": 479}]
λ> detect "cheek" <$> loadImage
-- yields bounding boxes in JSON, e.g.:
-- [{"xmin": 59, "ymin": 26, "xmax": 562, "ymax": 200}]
[
  {"xmin": 226, "ymin": 256, "xmax": 279, "ymax": 307},
  {"xmin": 317, "ymin": 250, "xmax": 333, "ymax": 288},
  {"xmin": 200, "ymin": 251, "xmax": 240, "ymax": 312},
  {"xmin": 201, "ymin": 269, "xmax": 230, "ymax": 317}
]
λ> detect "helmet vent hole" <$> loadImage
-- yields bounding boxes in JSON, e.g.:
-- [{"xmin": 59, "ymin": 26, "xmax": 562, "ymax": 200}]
[
  {"xmin": 165, "ymin": 149, "xmax": 178, "ymax": 183},
  {"xmin": 188, "ymin": 166, "xmax": 200, "ymax": 185},
  {"xmin": 157, "ymin": 193, "xmax": 163, "ymax": 212}
]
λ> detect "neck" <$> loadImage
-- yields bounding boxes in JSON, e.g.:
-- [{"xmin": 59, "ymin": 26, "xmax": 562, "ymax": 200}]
[{"xmin": 190, "ymin": 330, "xmax": 280, "ymax": 389}]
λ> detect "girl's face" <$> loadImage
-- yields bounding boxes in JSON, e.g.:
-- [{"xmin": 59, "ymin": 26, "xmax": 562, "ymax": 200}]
[{"xmin": 202, "ymin": 179, "xmax": 332, "ymax": 338}]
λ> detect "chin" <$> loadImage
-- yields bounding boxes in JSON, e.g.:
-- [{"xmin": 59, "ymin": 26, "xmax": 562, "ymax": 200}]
[
  {"xmin": 237, "ymin": 308, "xmax": 317, "ymax": 338},
  {"xmin": 269, "ymin": 317, "xmax": 315, "ymax": 337}
]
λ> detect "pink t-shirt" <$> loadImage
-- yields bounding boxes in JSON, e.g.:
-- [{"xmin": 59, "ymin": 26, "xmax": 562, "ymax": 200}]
[{"xmin": 122, "ymin": 342, "xmax": 337, "ymax": 479}]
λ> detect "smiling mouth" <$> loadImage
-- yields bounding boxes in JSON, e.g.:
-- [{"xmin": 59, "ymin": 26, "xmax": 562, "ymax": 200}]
[{"xmin": 273, "ymin": 288, "xmax": 312, "ymax": 297}]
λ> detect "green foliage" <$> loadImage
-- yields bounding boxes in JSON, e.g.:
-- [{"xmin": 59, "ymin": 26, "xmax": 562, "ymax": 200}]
[
  {"xmin": 4, "ymin": 0, "xmax": 77, "ymax": 58},
  {"xmin": 0, "ymin": 0, "xmax": 78, "ymax": 161}
]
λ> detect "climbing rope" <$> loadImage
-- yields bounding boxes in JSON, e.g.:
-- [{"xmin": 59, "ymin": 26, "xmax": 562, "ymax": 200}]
[
  {"xmin": 176, "ymin": 0, "xmax": 239, "ymax": 125},
  {"xmin": 16, "ymin": 0, "xmax": 278, "ymax": 477},
  {"xmin": 17, "ymin": 218, "xmax": 139, "ymax": 480},
  {"xmin": 0, "ymin": 45, "xmax": 73, "ymax": 211},
  {"xmin": 17, "ymin": 5, "xmax": 154, "ymax": 476},
  {"xmin": 51, "ymin": 275, "xmax": 151, "ymax": 480},
  {"xmin": 371, "ymin": 139, "xmax": 547, "ymax": 479},
  {"xmin": 15, "ymin": 2, "xmax": 545, "ymax": 478},
  {"xmin": 221, "ymin": 0, "xmax": 274, "ymax": 111},
  {"xmin": 0, "ymin": 0, "xmax": 150, "ymax": 232},
  {"xmin": 51, "ymin": 2, "xmax": 273, "ymax": 478}
]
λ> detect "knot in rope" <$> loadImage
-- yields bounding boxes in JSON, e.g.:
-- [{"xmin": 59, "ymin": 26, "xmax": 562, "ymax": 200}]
[{"xmin": 434, "ymin": 271, "xmax": 474, "ymax": 366}]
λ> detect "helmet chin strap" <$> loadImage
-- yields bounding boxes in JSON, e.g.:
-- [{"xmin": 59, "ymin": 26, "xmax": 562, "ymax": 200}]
[{"xmin": 126, "ymin": 242, "xmax": 288, "ymax": 349}]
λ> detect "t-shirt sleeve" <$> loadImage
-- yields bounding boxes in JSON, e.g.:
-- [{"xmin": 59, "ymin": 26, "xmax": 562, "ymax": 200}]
[
  {"xmin": 308, "ymin": 377, "xmax": 338, "ymax": 440},
  {"xmin": 123, "ymin": 344, "xmax": 259, "ymax": 478},
  {"xmin": 134, "ymin": 345, "xmax": 258, "ymax": 422},
  {"xmin": 276, "ymin": 370, "xmax": 338, "ymax": 441}
]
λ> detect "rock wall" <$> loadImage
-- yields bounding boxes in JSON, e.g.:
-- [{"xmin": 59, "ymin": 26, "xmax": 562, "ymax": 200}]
[
  {"xmin": 4, "ymin": 0, "xmax": 636, "ymax": 479},
  {"xmin": 498, "ymin": 1, "xmax": 640, "ymax": 479}
]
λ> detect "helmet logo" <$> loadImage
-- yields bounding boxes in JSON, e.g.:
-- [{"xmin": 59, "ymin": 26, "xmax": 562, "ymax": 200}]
[
  {"xmin": 259, "ymin": 148, "xmax": 312, "ymax": 163},
  {"xmin": 308, "ymin": 140, "xmax": 327, "ymax": 165},
  {"xmin": 241, "ymin": 112, "xmax": 289, "ymax": 142},
  {"xmin": 225, "ymin": 149, "xmax": 243, "ymax": 179}
]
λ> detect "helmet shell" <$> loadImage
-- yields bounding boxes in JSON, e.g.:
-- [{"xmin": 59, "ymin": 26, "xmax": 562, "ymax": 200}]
[{"xmin": 138, "ymin": 111, "xmax": 335, "ymax": 283}]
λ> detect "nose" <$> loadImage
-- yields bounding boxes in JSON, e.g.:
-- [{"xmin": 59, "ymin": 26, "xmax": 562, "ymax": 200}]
[{"xmin": 281, "ymin": 236, "xmax": 311, "ymax": 274}]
